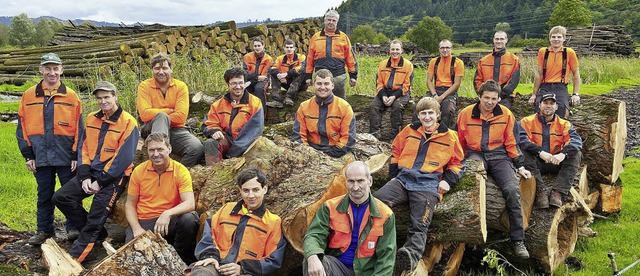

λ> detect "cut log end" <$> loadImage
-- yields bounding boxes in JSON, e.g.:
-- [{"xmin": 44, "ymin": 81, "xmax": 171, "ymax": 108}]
[{"xmin": 41, "ymin": 238, "xmax": 84, "ymax": 276}]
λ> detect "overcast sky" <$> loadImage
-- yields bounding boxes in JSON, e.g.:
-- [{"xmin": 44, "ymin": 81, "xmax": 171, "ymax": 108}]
[{"xmin": 1, "ymin": 0, "xmax": 345, "ymax": 25}]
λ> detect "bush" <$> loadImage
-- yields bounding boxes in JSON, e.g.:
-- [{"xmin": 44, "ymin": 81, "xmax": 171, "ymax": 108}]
[
  {"xmin": 509, "ymin": 37, "xmax": 547, "ymax": 48},
  {"xmin": 464, "ymin": 40, "xmax": 490, "ymax": 48}
]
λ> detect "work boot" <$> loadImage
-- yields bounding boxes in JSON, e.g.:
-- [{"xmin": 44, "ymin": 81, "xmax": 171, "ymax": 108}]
[
  {"xmin": 203, "ymin": 140, "xmax": 221, "ymax": 166},
  {"xmin": 395, "ymin": 247, "xmax": 416, "ymax": 273},
  {"xmin": 67, "ymin": 229, "xmax": 80, "ymax": 241},
  {"xmin": 549, "ymin": 190, "xmax": 563, "ymax": 208},
  {"xmin": 28, "ymin": 231, "xmax": 54, "ymax": 245},
  {"xmin": 512, "ymin": 241, "xmax": 530, "ymax": 259},
  {"xmin": 283, "ymin": 97, "xmax": 294, "ymax": 106},
  {"xmin": 535, "ymin": 189, "xmax": 549, "ymax": 209}
]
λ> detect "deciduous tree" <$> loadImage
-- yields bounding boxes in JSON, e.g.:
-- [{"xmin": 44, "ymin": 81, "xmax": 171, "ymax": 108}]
[
  {"xmin": 548, "ymin": 0, "xmax": 592, "ymax": 28},
  {"xmin": 9, "ymin": 13, "xmax": 36, "ymax": 48},
  {"xmin": 404, "ymin": 16, "xmax": 452, "ymax": 54}
]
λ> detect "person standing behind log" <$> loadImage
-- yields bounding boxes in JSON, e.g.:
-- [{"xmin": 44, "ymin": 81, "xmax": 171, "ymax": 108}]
[
  {"xmin": 292, "ymin": 69, "xmax": 356, "ymax": 158},
  {"xmin": 474, "ymin": 31, "xmax": 520, "ymax": 109},
  {"xmin": 124, "ymin": 132, "xmax": 199, "ymax": 264},
  {"xmin": 425, "ymin": 39, "xmax": 464, "ymax": 129},
  {"xmin": 202, "ymin": 68, "xmax": 264, "ymax": 165},
  {"xmin": 456, "ymin": 80, "xmax": 531, "ymax": 259},
  {"xmin": 17, "ymin": 53, "xmax": 83, "ymax": 245},
  {"xmin": 529, "ymin": 26, "xmax": 581, "ymax": 119},
  {"xmin": 189, "ymin": 168, "xmax": 287, "ymax": 276},
  {"xmin": 267, "ymin": 39, "xmax": 308, "ymax": 108},
  {"xmin": 304, "ymin": 9, "xmax": 358, "ymax": 99},
  {"xmin": 243, "ymin": 38, "xmax": 274, "ymax": 107},
  {"xmin": 369, "ymin": 40, "xmax": 414, "ymax": 140},
  {"xmin": 303, "ymin": 161, "xmax": 396, "ymax": 276},
  {"xmin": 53, "ymin": 81, "xmax": 139, "ymax": 263},
  {"xmin": 137, "ymin": 53, "xmax": 204, "ymax": 168},
  {"xmin": 373, "ymin": 97, "xmax": 464, "ymax": 273},
  {"xmin": 519, "ymin": 94, "xmax": 582, "ymax": 209}
]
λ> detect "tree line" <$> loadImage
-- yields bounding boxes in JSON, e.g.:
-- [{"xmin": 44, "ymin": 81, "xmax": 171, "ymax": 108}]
[{"xmin": 0, "ymin": 13, "xmax": 65, "ymax": 48}]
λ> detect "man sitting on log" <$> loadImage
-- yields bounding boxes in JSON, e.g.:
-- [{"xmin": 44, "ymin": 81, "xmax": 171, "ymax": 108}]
[
  {"xmin": 17, "ymin": 53, "xmax": 83, "ymax": 245},
  {"xmin": 267, "ymin": 39, "xmax": 308, "ymax": 108},
  {"xmin": 369, "ymin": 39, "xmax": 414, "ymax": 140},
  {"xmin": 519, "ymin": 93, "xmax": 583, "ymax": 208},
  {"xmin": 124, "ymin": 132, "xmax": 199, "ymax": 264},
  {"xmin": 202, "ymin": 68, "xmax": 264, "ymax": 165},
  {"xmin": 292, "ymin": 69, "xmax": 356, "ymax": 158},
  {"xmin": 243, "ymin": 37, "xmax": 274, "ymax": 107},
  {"xmin": 303, "ymin": 161, "xmax": 396, "ymax": 276},
  {"xmin": 189, "ymin": 168, "xmax": 287, "ymax": 276},
  {"xmin": 373, "ymin": 97, "xmax": 464, "ymax": 273},
  {"xmin": 137, "ymin": 53, "xmax": 204, "ymax": 168},
  {"xmin": 456, "ymin": 80, "xmax": 532, "ymax": 259},
  {"xmin": 529, "ymin": 25, "xmax": 581, "ymax": 119},
  {"xmin": 53, "ymin": 81, "xmax": 139, "ymax": 263}
]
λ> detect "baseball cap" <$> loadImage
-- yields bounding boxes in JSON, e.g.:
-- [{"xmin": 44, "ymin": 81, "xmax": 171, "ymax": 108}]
[
  {"xmin": 92, "ymin": 81, "xmax": 117, "ymax": 95},
  {"xmin": 40, "ymin": 53, "xmax": 62, "ymax": 65},
  {"xmin": 540, "ymin": 93, "xmax": 556, "ymax": 102}
]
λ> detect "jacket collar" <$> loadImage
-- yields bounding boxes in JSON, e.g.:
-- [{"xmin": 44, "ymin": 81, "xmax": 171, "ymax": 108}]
[
  {"xmin": 285, "ymin": 53, "xmax": 299, "ymax": 62},
  {"xmin": 492, "ymin": 47, "xmax": 506, "ymax": 57},
  {"xmin": 150, "ymin": 78, "xmax": 175, "ymax": 89},
  {"xmin": 385, "ymin": 56, "xmax": 404, "ymax": 68},
  {"xmin": 336, "ymin": 193, "xmax": 382, "ymax": 218},
  {"xmin": 536, "ymin": 112, "xmax": 557, "ymax": 124},
  {"xmin": 93, "ymin": 105, "xmax": 123, "ymax": 123},
  {"xmin": 320, "ymin": 29, "xmax": 342, "ymax": 36},
  {"xmin": 410, "ymin": 121, "xmax": 449, "ymax": 138},
  {"xmin": 230, "ymin": 199, "xmax": 267, "ymax": 218},
  {"xmin": 144, "ymin": 158, "xmax": 176, "ymax": 172},
  {"xmin": 314, "ymin": 94, "xmax": 334, "ymax": 106},
  {"xmin": 224, "ymin": 90, "xmax": 250, "ymax": 105},
  {"xmin": 471, "ymin": 102, "xmax": 503, "ymax": 119},
  {"xmin": 35, "ymin": 80, "xmax": 66, "ymax": 97}
]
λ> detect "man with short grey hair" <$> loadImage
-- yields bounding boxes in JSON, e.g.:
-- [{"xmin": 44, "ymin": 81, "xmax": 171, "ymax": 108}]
[{"xmin": 474, "ymin": 31, "xmax": 520, "ymax": 108}]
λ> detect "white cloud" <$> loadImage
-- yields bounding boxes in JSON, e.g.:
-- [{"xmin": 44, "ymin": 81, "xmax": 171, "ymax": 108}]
[{"xmin": 0, "ymin": 0, "xmax": 344, "ymax": 25}]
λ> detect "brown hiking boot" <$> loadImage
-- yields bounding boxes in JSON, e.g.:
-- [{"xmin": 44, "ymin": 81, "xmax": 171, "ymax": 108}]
[
  {"xmin": 512, "ymin": 241, "xmax": 530, "ymax": 259},
  {"xmin": 283, "ymin": 97, "xmax": 294, "ymax": 106},
  {"xmin": 28, "ymin": 231, "xmax": 54, "ymax": 245},
  {"xmin": 535, "ymin": 189, "xmax": 549, "ymax": 209},
  {"xmin": 549, "ymin": 190, "xmax": 563, "ymax": 208}
]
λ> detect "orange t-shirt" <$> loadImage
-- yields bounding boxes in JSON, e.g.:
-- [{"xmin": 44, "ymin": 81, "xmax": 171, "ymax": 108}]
[
  {"xmin": 128, "ymin": 159, "xmax": 193, "ymax": 220},
  {"xmin": 427, "ymin": 56, "xmax": 464, "ymax": 87},
  {"xmin": 537, "ymin": 47, "xmax": 578, "ymax": 84}
]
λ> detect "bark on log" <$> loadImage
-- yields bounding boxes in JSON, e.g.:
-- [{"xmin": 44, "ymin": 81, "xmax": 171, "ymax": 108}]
[
  {"xmin": 485, "ymin": 176, "xmax": 536, "ymax": 233},
  {"xmin": 41, "ymin": 238, "xmax": 84, "ymax": 276}
]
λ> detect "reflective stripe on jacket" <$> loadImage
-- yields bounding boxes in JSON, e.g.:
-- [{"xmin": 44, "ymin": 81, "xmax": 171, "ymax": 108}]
[
  {"xmin": 137, "ymin": 78, "xmax": 189, "ymax": 128},
  {"xmin": 271, "ymin": 53, "xmax": 306, "ymax": 76},
  {"xmin": 519, "ymin": 113, "xmax": 582, "ymax": 156},
  {"xmin": 305, "ymin": 29, "xmax": 358, "ymax": 79},
  {"xmin": 303, "ymin": 194, "xmax": 396, "ymax": 275},
  {"xmin": 243, "ymin": 52, "xmax": 274, "ymax": 82},
  {"xmin": 291, "ymin": 94, "xmax": 356, "ymax": 150},
  {"xmin": 391, "ymin": 122, "xmax": 464, "ymax": 193},
  {"xmin": 77, "ymin": 106, "xmax": 139, "ymax": 186},
  {"xmin": 202, "ymin": 92, "xmax": 264, "ymax": 158},
  {"xmin": 376, "ymin": 56, "xmax": 413, "ymax": 97},
  {"xmin": 474, "ymin": 48, "xmax": 520, "ymax": 97},
  {"xmin": 194, "ymin": 201, "xmax": 287, "ymax": 275},
  {"xmin": 16, "ymin": 81, "xmax": 83, "ymax": 166}
]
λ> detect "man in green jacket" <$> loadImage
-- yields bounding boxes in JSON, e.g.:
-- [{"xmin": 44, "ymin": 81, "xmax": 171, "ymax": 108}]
[{"xmin": 303, "ymin": 161, "xmax": 396, "ymax": 276}]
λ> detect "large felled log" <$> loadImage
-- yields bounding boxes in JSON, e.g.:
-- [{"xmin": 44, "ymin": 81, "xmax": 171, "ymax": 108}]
[
  {"xmin": 41, "ymin": 238, "xmax": 83, "ymax": 276},
  {"xmin": 485, "ymin": 176, "xmax": 536, "ymax": 233},
  {"xmin": 83, "ymin": 231, "xmax": 187, "ymax": 275}
]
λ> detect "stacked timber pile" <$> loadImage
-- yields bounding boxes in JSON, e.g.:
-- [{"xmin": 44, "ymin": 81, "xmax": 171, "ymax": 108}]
[
  {"xmin": 49, "ymin": 23, "xmax": 169, "ymax": 45},
  {"xmin": 0, "ymin": 18, "xmax": 323, "ymax": 87},
  {"xmin": 410, "ymin": 52, "xmax": 437, "ymax": 68},
  {"xmin": 458, "ymin": 52, "xmax": 490, "ymax": 67},
  {"xmin": 519, "ymin": 25, "xmax": 637, "ymax": 57}
]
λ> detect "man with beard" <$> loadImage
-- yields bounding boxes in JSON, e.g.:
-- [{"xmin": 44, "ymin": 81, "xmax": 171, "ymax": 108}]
[
  {"xmin": 474, "ymin": 31, "xmax": 520, "ymax": 108},
  {"xmin": 374, "ymin": 97, "xmax": 464, "ymax": 273},
  {"xmin": 125, "ymin": 132, "xmax": 199, "ymax": 264},
  {"xmin": 529, "ymin": 26, "xmax": 581, "ymax": 118},
  {"xmin": 304, "ymin": 9, "xmax": 358, "ymax": 99},
  {"xmin": 53, "ymin": 81, "xmax": 139, "ymax": 263},
  {"xmin": 202, "ymin": 68, "xmax": 264, "ymax": 165},
  {"xmin": 369, "ymin": 40, "xmax": 414, "ymax": 140},
  {"xmin": 292, "ymin": 69, "xmax": 356, "ymax": 158},
  {"xmin": 243, "ymin": 38, "xmax": 274, "ymax": 107},
  {"xmin": 189, "ymin": 168, "xmax": 287, "ymax": 276},
  {"xmin": 137, "ymin": 53, "xmax": 203, "ymax": 168},
  {"xmin": 303, "ymin": 161, "xmax": 396, "ymax": 276},
  {"xmin": 17, "ymin": 53, "xmax": 83, "ymax": 245},
  {"xmin": 456, "ymin": 80, "xmax": 532, "ymax": 259},
  {"xmin": 519, "ymin": 93, "xmax": 582, "ymax": 208}
]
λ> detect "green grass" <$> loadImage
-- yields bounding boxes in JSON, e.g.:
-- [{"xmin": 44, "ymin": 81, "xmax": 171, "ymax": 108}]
[{"xmin": 0, "ymin": 102, "xmax": 18, "ymax": 112}]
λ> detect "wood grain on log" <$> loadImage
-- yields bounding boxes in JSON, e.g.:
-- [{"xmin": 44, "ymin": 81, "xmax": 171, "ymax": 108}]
[{"xmin": 41, "ymin": 238, "xmax": 83, "ymax": 276}]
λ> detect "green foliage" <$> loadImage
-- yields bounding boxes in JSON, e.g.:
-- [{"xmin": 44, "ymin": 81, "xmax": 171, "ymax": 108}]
[
  {"xmin": 0, "ymin": 102, "xmax": 19, "ymax": 112},
  {"xmin": 369, "ymin": 15, "xmax": 416, "ymax": 39},
  {"xmin": 32, "ymin": 18, "xmax": 64, "ymax": 47},
  {"xmin": 548, "ymin": 0, "xmax": 593, "ymax": 28},
  {"xmin": 351, "ymin": 24, "xmax": 388, "ymax": 44},
  {"xmin": 0, "ymin": 24, "xmax": 10, "ymax": 47},
  {"xmin": 464, "ymin": 41, "xmax": 490, "ymax": 48},
  {"xmin": 405, "ymin": 16, "xmax": 452, "ymax": 54},
  {"xmin": 495, "ymin": 22, "xmax": 511, "ymax": 33},
  {"xmin": 508, "ymin": 37, "xmax": 548, "ymax": 48},
  {"xmin": 481, "ymin": 248, "xmax": 526, "ymax": 275},
  {"xmin": 9, "ymin": 13, "xmax": 36, "ymax": 48}
]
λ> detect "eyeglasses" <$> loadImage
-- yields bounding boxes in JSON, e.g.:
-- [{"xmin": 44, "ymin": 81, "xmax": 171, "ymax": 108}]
[
  {"xmin": 439, "ymin": 46, "xmax": 451, "ymax": 50},
  {"xmin": 229, "ymin": 82, "xmax": 244, "ymax": 87}
]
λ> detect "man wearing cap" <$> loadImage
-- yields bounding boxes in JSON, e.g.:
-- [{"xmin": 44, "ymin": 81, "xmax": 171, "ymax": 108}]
[
  {"xmin": 53, "ymin": 81, "xmax": 139, "ymax": 263},
  {"xmin": 17, "ymin": 53, "xmax": 83, "ymax": 245},
  {"xmin": 519, "ymin": 93, "xmax": 582, "ymax": 208},
  {"xmin": 137, "ymin": 53, "xmax": 203, "ymax": 168},
  {"xmin": 125, "ymin": 132, "xmax": 199, "ymax": 264}
]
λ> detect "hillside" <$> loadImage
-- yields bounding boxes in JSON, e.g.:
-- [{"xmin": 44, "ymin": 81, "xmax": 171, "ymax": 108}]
[{"xmin": 336, "ymin": 0, "xmax": 640, "ymax": 43}]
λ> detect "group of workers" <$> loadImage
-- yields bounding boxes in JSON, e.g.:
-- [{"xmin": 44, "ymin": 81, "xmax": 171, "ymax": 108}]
[{"xmin": 16, "ymin": 8, "xmax": 585, "ymax": 276}]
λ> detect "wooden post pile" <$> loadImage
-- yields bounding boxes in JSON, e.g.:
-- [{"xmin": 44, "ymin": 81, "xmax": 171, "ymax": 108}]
[
  {"xmin": 49, "ymin": 23, "xmax": 170, "ymax": 45},
  {"xmin": 0, "ymin": 18, "xmax": 323, "ymax": 87}
]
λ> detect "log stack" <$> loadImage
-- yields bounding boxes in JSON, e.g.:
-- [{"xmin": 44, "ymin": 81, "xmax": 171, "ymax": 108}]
[{"xmin": 0, "ymin": 18, "xmax": 323, "ymax": 88}]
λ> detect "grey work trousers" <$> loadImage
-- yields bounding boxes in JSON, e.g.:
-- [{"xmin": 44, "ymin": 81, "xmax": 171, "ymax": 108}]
[
  {"xmin": 523, "ymin": 151, "xmax": 582, "ymax": 195},
  {"xmin": 141, "ymin": 113, "xmax": 204, "ymax": 168},
  {"xmin": 302, "ymin": 255, "xmax": 355, "ymax": 276}
]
